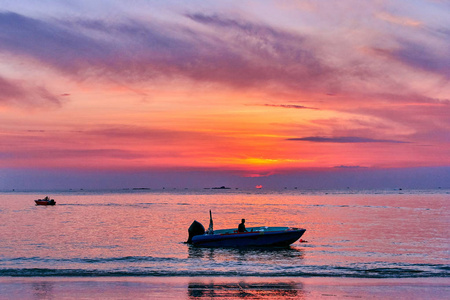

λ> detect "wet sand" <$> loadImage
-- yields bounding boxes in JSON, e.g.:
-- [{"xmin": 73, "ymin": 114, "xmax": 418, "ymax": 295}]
[{"xmin": 0, "ymin": 277, "xmax": 449, "ymax": 299}]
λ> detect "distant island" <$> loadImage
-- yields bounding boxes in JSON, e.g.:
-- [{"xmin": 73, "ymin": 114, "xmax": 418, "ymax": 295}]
[{"xmin": 211, "ymin": 186, "xmax": 231, "ymax": 189}]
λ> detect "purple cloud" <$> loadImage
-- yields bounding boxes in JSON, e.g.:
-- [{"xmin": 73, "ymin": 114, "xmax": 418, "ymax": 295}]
[
  {"xmin": 5, "ymin": 149, "xmax": 144, "ymax": 160},
  {"xmin": 391, "ymin": 39, "xmax": 450, "ymax": 79},
  {"xmin": 0, "ymin": 12, "xmax": 108, "ymax": 69},
  {"xmin": 0, "ymin": 76, "xmax": 26, "ymax": 100},
  {"xmin": 334, "ymin": 165, "xmax": 368, "ymax": 169},
  {"xmin": 286, "ymin": 136, "xmax": 408, "ymax": 143},
  {"xmin": 0, "ymin": 75, "xmax": 62, "ymax": 107},
  {"xmin": 2, "ymin": 10, "xmax": 446, "ymax": 105},
  {"xmin": 0, "ymin": 11, "xmax": 333, "ymax": 91},
  {"xmin": 263, "ymin": 104, "xmax": 319, "ymax": 110}
]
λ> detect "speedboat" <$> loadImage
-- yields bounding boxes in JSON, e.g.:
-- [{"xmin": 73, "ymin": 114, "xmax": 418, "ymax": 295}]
[
  {"xmin": 187, "ymin": 211, "xmax": 306, "ymax": 247},
  {"xmin": 191, "ymin": 226, "xmax": 306, "ymax": 247},
  {"xmin": 34, "ymin": 197, "xmax": 56, "ymax": 206}
]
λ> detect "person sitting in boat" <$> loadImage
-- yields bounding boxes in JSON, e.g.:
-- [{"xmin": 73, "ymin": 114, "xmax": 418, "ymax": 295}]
[
  {"xmin": 44, "ymin": 196, "xmax": 50, "ymax": 201},
  {"xmin": 238, "ymin": 219, "xmax": 247, "ymax": 232}
]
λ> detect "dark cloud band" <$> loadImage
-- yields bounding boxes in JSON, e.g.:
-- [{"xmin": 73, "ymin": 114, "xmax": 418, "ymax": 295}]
[{"xmin": 287, "ymin": 136, "xmax": 408, "ymax": 143}]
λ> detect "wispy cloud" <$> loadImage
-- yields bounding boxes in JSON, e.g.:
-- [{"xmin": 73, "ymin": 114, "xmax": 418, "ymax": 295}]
[
  {"xmin": 0, "ymin": 75, "xmax": 63, "ymax": 107},
  {"xmin": 263, "ymin": 104, "xmax": 318, "ymax": 110},
  {"xmin": 287, "ymin": 136, "xmax": 408, "ymax": 143},
  {"xmin": 391, "ymin": 39, "xmax": 450, "ymax": 79},
  {"xmin": 334, "ymin": 165, "xmax": 367, "ymax": 169},
  {"xmin": 0, "ymin": 12, "xmax": 110, "ymax": 72},
  {"xmin": 1, "ymin": 9, "xmax": 448, "ymax": 101},
  {"xmin": 0, "ymin": 11, "xmax": 333, "ymax": 90},
  {"xmin": 6, "ymin": 149, "xmax": 144, "ymax": 160}
]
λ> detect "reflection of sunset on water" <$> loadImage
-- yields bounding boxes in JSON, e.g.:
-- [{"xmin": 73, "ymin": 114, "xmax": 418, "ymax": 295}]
[{"xmin": 1, "ymin": 191, "xmax": 447, "ymax": 277}]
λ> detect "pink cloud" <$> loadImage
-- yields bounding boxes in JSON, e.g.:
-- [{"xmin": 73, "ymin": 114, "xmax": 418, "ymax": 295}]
[{"xmin": 0, "ymin": 76, "xmax": 63, "ymax": 107}]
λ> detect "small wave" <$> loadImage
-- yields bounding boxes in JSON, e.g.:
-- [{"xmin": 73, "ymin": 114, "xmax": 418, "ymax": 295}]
[
  {"xmin": 1, "ymin": 265, "xmax": 448, "ymax": 278},
  {"xmin": 76, "ymin": 256, "xmax": 182, "ymax": 264},
  {"xmin": 362, "ymin": 267, "xmax": 425, "ymax": 277},
  {"xmin": 60, "ymin": 203, "xmax": 121, "ymax": 207},
  {"xmin": 2, "ymin": 256, "xmax": 182, "ymax": 264},
  {"xmin": 60, "ymin": 203, "xmax": 165, "ymax": 207}
]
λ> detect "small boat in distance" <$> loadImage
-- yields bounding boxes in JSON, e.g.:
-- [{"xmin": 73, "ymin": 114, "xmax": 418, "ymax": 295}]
[
  {"xmin": 35, "ymin": 196, "xmax": 56, "ymax": 206},
  {"xmin": 187, "ymin": 211, "xmax": 306, "ymax": 247}
]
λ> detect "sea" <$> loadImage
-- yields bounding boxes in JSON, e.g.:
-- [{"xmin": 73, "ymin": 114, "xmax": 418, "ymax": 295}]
[{"xmin": 0, "ymin": 188, "xmax": 448, "ymax": 279}]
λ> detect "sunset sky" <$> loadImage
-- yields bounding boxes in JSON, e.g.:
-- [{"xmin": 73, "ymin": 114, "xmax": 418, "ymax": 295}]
[{"xmin": 1, "ymin": 0, "xmax": 449, "ymax": 190}]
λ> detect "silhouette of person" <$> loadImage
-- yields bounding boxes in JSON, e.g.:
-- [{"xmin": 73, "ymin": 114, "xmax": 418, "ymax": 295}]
[{"xmin": 238, "ymin": 219, "xmax": 247, "ymax": 232}]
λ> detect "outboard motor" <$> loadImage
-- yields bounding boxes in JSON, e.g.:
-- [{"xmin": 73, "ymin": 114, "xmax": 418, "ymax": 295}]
[{"xmin": 187, "ymin": 220, "xmax": 205, "ymax": 243}]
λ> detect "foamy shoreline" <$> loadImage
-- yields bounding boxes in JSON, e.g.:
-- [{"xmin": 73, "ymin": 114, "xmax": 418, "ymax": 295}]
[{"xmin": 0, "ymin": 277, "xmax": 449, "ymax": 299}]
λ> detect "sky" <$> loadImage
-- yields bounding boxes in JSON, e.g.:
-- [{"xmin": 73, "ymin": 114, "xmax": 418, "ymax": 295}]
[{"xmin": 0, "ymin": 0, "xmax": 449, "ymax": 190}]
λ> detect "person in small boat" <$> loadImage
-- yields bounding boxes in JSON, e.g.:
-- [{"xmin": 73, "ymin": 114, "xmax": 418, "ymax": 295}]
[{"xmin": 238, "ymin": 219, "xmax": 247, "ymax": 232}]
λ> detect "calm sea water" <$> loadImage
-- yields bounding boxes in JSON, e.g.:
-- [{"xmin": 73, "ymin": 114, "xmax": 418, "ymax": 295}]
[{"xmin": 0, "ymin": 189, "xmax": 448, "ymax": 278}]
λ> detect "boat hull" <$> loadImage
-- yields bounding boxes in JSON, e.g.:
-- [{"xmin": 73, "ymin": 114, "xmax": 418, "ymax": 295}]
[
  {"xmin": 35, "ymin": 200, "xmax": 56, "ymax": 206},
  {"xmin": 191, "ymin": 227, "xmax": 306, "ymax": 248}
]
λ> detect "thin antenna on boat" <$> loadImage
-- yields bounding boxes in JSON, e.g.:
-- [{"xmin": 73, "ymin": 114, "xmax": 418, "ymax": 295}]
[{"xmin": 207, "ymin": 210, "xmax": 214, "ymax": 234}]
